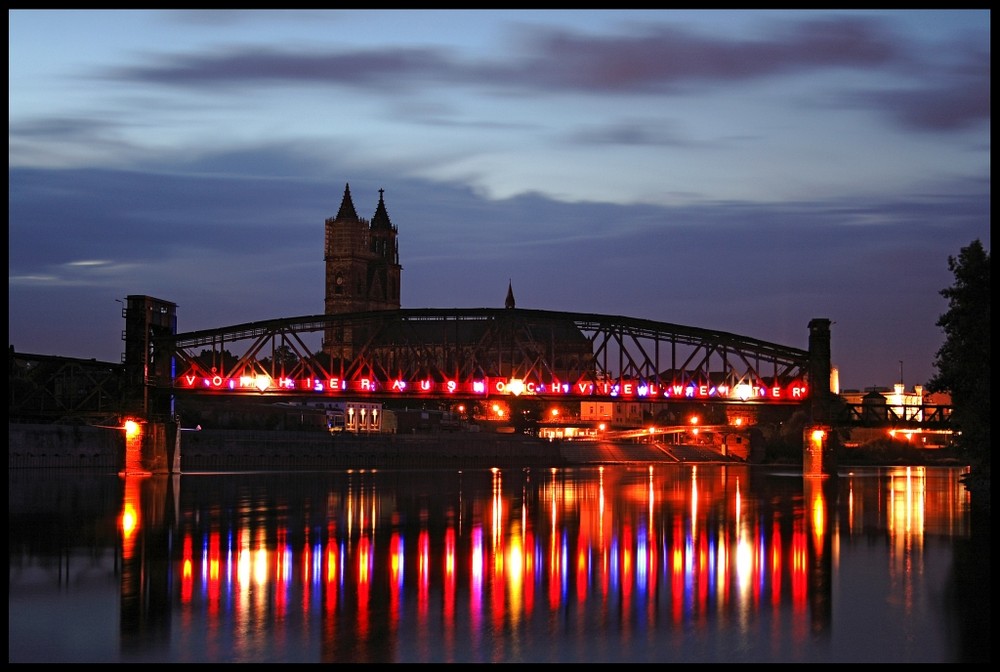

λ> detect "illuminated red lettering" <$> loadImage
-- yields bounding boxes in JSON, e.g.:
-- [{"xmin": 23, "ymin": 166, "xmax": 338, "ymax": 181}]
[{"xmin": 170, "ymin": 371, "xmax": 809, "ymax": 404}]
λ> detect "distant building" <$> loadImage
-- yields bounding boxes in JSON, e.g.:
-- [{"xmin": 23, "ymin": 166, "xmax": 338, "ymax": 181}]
[
  {"xmin": 278, "ymin": 400, "xmax": 390, "ymax": 433},
  {"xmin": 839, "ymin": 384, "xmax": 953, "ymax": 448},
  {"xmin": 839, "ymin": 383, "xmax": 949, "ymax": 422},
  {"xmin": 323, "ymin": 184, "xmax": 402, "ymax": 358},
  {"xmin": 579, "ymin": 400, "xmax": 643, "ymax": 428}
]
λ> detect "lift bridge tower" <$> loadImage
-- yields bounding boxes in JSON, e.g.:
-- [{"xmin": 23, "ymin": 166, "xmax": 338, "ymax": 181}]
[{"xmin": 122, "ymin": 294, "xmax": 177, "ymax": 422}]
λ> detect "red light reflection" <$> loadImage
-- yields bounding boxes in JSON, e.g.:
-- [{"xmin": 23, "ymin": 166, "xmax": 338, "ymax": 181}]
[{"xmin": 155, "ymin": 465, "xmax": 966, "ymax": 661}]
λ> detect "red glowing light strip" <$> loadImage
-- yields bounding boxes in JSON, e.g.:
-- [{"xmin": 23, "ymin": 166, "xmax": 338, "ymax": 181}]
[{"xmin": 176, "ymin": 373, "xmax": 808, "ymax": 401}]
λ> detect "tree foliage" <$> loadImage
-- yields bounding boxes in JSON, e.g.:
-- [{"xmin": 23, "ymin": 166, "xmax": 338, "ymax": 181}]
[
  {"xmin": 927, "ymin": 239, "xmax": 990, "ymax": 470},
  {"xmin": 194, "ymin": 348, "xmax": 239, "ymax": 373},
  {"xmin": 259, "ymin": 344, "xmax": 300, "ymax": 374}
]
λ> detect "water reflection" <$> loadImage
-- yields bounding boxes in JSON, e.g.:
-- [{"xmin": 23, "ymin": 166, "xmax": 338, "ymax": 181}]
[{"xmin": 9, "ymin": 464, "xmax": 975, "ymax": 663}]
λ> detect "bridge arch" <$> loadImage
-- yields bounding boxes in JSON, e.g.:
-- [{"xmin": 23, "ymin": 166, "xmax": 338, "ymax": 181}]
[{"xmin": 158, "ymin": 308, "xmax": 814, "ymax": 409}]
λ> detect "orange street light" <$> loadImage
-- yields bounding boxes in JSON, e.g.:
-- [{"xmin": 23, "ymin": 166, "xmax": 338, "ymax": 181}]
[{"xmin": 123, "ymin": 419, "xmax": 142, "ymax": 439}]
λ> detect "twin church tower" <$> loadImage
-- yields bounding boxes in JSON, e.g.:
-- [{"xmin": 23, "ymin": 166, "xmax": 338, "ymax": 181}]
[
  {"xmin": 324, "ymin": 183, "xmax": 402, "ymax": 316},
  {"xmin": 323, "ymin": 183, "xmax": 402, "ymax": 357}
]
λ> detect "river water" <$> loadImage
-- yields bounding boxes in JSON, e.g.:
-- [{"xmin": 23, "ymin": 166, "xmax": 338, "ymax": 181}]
[{"xmin": 8, "ymin": 462, "xmax": 989, "ymax": 663}]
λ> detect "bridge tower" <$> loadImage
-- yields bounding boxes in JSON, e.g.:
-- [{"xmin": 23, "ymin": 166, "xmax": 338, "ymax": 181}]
[
  {"xmin": 805, "ymin": 317, "xmax": 837, "ymax": 475},
  {"xmin": 122, "ymin": 294, "xmax": 179, "ymax": 474},
  {"xmin": 122, "ymin": 294, "xmax": 177, "ymax": 421},
  {"xmin": 323, "ymin": 183, "xmax": 401, "ymax": 358}
]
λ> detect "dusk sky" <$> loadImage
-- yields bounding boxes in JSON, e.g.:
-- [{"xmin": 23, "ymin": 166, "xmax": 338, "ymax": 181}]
[{"xmin": 9, "ymin": 10, "xmax": 990, "ymax": 391}]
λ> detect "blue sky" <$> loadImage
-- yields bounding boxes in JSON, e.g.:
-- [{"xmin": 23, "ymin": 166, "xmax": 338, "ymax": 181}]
[{"xmin": 8, "ymin": 9, "xmax": 990, "ymax": 391}]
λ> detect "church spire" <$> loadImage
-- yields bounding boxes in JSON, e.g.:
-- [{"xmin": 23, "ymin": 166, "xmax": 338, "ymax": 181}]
[
  {"xmin": 371, "ymin": 187, "xmax": 394, "ymax": 230},
  {"xmin": 335, "ymin": 182, "xmax": 359, "ymax": 221},
  {"xmin": 505, "ymin": 280, "xmax": 515, "ymax": 309}
]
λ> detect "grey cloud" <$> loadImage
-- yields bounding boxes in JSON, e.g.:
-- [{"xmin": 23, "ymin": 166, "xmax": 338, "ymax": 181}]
[
  {"xmin": 112, "ymin": 46, "xmax": 456, "ymax": 90},
  {"xmin": 882, "ymin": 84, "xmax": 989, "ymax": 132},
  {"xmin": 860, "ymin": 47, "xmax": 990, "ymax": 132},
  {"xmin": 564, "ymin": 119, "xmax": 689, "ymax": 147},
  {"xmin": 8, "ymin": 116, "xmax": 137, "ymax": 153},
  {"xmin": 101, "ymin": 14, "xmax": 987, "ymax": 138},
  {"xmin": 508, "ymin": 16, "xmax": 899, "ymax": 92},
  {"xmin": 9, "ymin": 117, "xmax": 113, "ymax": 139},
  {"xmin": 162, "ymin": 9, "xmax": 343, "ymax": 28},
  {"xmin": 8, "ymin": 159, "xmax": 327, "ymax": 272},
  {"xmin": 163, "ymin": 9, "xmax": 278, "ymax": 27},
  {"xmin": 111, "ymin": 16, "xmax": 903, "ymax": 93}
]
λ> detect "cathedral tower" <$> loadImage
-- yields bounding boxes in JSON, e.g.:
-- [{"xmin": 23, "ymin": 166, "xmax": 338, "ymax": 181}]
[{"xmin": 324, "ymin": 183, "xmax": 402, "ymax": 356}]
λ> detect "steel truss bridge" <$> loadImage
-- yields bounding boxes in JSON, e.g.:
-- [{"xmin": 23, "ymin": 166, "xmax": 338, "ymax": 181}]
[
  {"xmin": 9, "ymin": 308, "xmax": 951, "ymax": 430},
  {"xmin": 8, "ymin": 350, "xmax": 125, "ymax": 425},
  {"xmin": 163, "ymin": 308, "xmax": 811, "ymax": 407}
]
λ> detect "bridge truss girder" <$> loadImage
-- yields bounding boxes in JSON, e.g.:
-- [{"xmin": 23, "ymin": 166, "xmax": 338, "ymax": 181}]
[
  {"xmin": 8, "ymin": 350, "xmax": 125, "ymax": 424},
  {"xmin": 161, "ymin": 308, "xmax": 810, "ymax": 404}
]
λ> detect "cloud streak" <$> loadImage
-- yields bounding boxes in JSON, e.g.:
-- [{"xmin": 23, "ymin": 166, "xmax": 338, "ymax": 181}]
[{"xmin": 103, "ymin": 15, "xmax": 987, "ymax": 135}]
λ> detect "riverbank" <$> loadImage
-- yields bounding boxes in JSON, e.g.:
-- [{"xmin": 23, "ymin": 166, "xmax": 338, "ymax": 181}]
[{"xmin": 7, "ymin": 422, "xmax": 975, "ymax": 473}]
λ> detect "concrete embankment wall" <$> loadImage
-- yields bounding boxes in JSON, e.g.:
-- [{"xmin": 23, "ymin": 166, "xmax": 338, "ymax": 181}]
[
  {"xmin": 8, "ymin": 424, "xmax": 568, "ymax": 471},
  {"xmin": 8, "ymin": 424, "xmax": 123, "ymax": 470},
  {"xmin": 181, "ymin": 429, "xmax": 567, "ymax": 470}
]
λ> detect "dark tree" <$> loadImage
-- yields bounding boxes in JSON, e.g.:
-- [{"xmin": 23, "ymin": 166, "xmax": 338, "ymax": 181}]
[
  {"xmin": 927, "ymin": 239, "xmax": 990, "ymax": 483},
  {"xmin": 259, "ymin": 344, "xmax": 300, "ymax": 374},
  {"xmin": 194, "ymin": 348, "xmax": 239, "ymax": 373}
]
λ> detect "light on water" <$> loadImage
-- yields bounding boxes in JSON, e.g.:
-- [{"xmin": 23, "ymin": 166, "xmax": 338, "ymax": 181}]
[{"xmin": 8, "ymin": 464, "xmax": 984, "ymax": 663}]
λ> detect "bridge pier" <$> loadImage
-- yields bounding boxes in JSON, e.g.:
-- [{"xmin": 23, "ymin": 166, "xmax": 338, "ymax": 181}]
[
  {"xmin": 803, "ymin": 425, "xmax": 838, "ymax": 477},
  {"xmin": 171, "ymin": 421, "xmax": 181, "ymax": 473},
  {"xmin": 130, "ymin": 422, "xmax": 179, "ymax": 474},
  {"xmin": 807, "ymin": 318, "xmax": 838, "ymax": 476}
]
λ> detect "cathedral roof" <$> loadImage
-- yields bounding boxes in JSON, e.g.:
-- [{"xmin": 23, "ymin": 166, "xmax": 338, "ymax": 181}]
[
  {"xmin": 371, "ymin": 188, "xmax": 394, "ymax": 230},
  {"xmin": 335, "ymin": 183, "xmax": 360, "ymax": 221}
]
